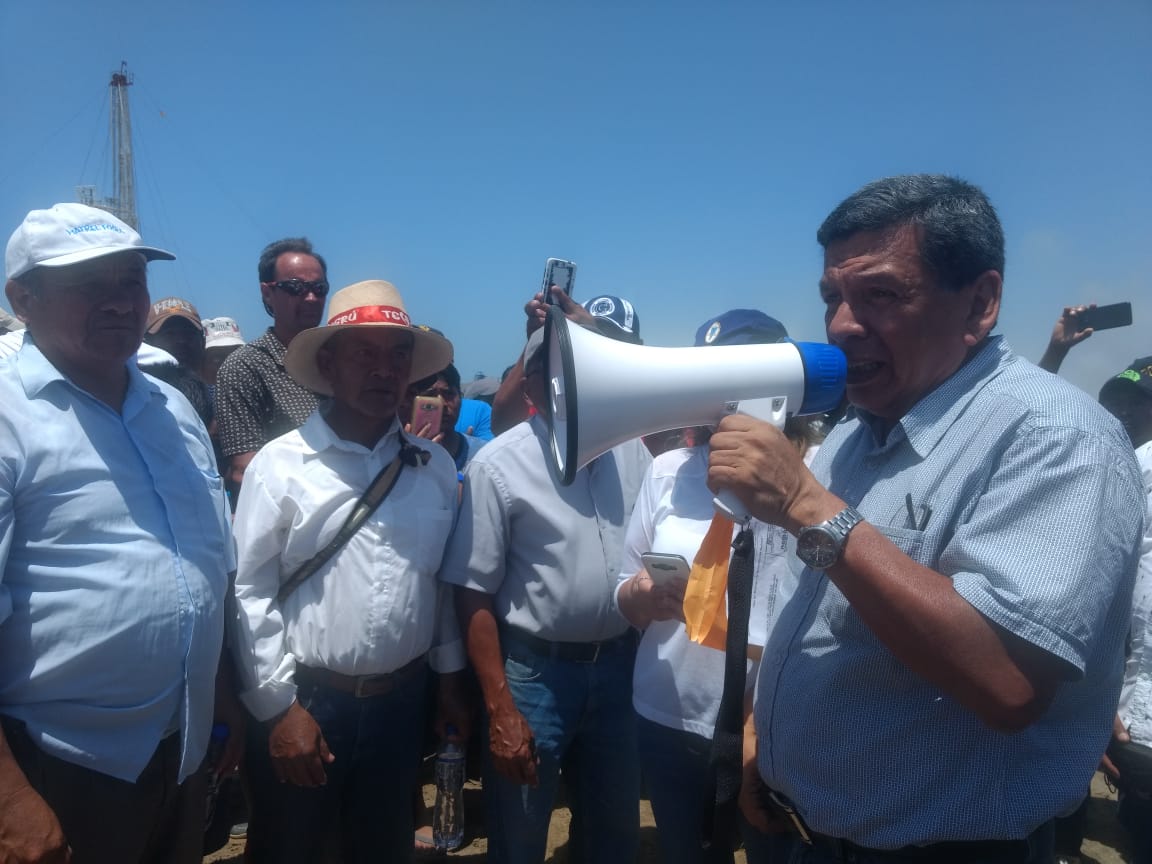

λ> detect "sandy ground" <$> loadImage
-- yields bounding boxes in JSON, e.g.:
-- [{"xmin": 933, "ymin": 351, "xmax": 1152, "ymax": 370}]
[{"xmin": 204, "ymin": 772, "xmax": 1133, "ymax": 863}]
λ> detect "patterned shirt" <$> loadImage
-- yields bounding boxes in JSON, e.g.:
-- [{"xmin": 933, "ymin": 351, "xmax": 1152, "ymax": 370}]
[
  {"xmin": 754, "ymin": 336, "xmax": 1145, "ymax": 847},
  {"xmin": 215, "ymin": 328, "xmax": 318, "ymax": 458}
]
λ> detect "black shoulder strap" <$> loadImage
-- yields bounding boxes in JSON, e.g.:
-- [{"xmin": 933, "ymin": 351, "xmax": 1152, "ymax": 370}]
[
  {"xmin": 703, "ymin": 525, "xmax": 755, "ymax": 852},
  {"xmin": 275, "ymin": 436, "xmax": 429, "ymax": 604}
]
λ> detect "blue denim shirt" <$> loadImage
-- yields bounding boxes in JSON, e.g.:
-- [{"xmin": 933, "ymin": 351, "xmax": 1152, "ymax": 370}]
[
  {"xmin": 0, "ymin": 342, "xmax": 231, "ymax": 782},
  {"xmin": 755, "ymin": 336, "xmax": 1145, "ymax": 847}
]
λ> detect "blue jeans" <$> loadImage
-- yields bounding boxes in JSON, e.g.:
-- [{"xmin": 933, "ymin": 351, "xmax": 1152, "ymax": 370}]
[
  {"xmin": 638, "ymin": 716, "xmax": 790, "ymax": 864},
  {"xmin": 1119, "ymin": 790, "xmax": 1152, "ymax": 864},
  {"xmin": 484, "ymin": 633, "xmax": 640, "ymax": 864},
  {"xmin": 245, "ymin": 666, "xmax": 428, "ymax": 864}
]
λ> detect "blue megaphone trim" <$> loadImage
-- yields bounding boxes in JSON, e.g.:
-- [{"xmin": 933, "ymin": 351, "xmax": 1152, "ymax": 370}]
[{"xmin": 795, "ymin": 342, "xmax": 846, "ymax": 415}]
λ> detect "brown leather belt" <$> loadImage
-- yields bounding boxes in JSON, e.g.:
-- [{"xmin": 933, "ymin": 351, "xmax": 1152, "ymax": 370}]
[{"xmin": 295, "ymin": 655, "xmax": 425, "ymax": 698}]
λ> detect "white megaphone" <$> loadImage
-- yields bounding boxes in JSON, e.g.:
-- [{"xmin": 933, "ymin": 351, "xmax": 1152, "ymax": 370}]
[{"xmin": 541, "ymin": 306, "xmax": 846, "ymax": 521}]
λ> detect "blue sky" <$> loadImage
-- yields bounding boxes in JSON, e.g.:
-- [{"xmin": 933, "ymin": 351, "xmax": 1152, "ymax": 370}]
[{"xmin": 2, "ymin": 1, "xmax": 1149, "ymax": 395}]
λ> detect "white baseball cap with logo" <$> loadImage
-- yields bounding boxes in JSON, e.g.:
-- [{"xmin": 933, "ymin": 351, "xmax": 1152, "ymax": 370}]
[
  {"xmin": 5, "ymin": 202, "xmax": 175, "ymax": 281},
  {"xmin": 203, "ymin": 316, "xmax": 245, "ymax": 349}
]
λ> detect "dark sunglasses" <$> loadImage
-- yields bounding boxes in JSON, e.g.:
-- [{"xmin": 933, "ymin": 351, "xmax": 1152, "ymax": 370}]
[{"xmin": 268, "ymin": 278, "xmax": 329, "ymax": 298}]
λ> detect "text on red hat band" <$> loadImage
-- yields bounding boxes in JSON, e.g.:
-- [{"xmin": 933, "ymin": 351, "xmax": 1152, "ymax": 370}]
[{"xmin": 327, "ymin": 305, "xmax": 411, "ymax": 327}]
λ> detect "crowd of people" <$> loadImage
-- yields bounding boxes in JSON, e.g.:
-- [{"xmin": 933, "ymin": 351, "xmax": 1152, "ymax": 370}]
[{"xmin": 0, "ymin": 173, "xmax": 1149, "ymax": 864}]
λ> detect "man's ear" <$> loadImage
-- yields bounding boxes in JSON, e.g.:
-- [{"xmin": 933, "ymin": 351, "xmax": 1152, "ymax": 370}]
[
  {"xmin": 964, "ymin": 270, "xmax": 1002, "ymax": 346},
  {"xmin": 6, "ymin": 278, "xmax": 34, "ymax": 322}
]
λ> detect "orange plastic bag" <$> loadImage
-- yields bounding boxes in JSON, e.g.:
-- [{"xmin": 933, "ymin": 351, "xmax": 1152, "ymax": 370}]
[{"xmin": 683, "ymin": 513, "xmax": 735, "ymax": 650}]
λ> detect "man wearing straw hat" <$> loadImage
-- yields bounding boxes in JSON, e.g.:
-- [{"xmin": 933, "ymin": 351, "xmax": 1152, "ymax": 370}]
[{"xmin": 230, "ymin": 279, "xmax": 470, "ymax": 863}]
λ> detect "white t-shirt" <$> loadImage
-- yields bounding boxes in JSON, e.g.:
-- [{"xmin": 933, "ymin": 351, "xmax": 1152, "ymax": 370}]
[{"xmin": 619, "ymin": 443, "xmax": 816, "ymax": 738}]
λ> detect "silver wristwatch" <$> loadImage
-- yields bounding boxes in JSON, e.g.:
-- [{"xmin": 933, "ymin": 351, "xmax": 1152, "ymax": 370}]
[{"xmin": 795, "ymin": 505, "xmax": 864, "ymax": 570}]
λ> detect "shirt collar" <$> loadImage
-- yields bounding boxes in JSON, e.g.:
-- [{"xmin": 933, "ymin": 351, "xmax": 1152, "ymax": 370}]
[
  {"xmin": 855, "ymin": 336, "xmax": 1009, "ymax": 458},
  {"xmin": 17, "ymin": 338, "xmax": 165, "ymax": 415},
  {"xmin": 300, "ymin": 409, "xmax": 403, "ymax": 458},
  {"xmin": 254, "ymin": 328, "xmax": 288, "ymax": 365}
]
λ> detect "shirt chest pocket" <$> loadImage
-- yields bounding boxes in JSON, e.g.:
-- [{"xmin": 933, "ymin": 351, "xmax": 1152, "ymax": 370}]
[
  {"xmin": 825, "ymin": 525, "xmax": 927, "ymax": 640},
  {"xmin": 376, "ymin": 505, "xmax": 454, "ymax": 580}
]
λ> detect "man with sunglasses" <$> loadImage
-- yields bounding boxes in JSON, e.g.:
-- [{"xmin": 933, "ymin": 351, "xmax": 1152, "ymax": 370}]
[{"xmin": 216, "ymin": 237, "xmax": 329, "ymax": 500}]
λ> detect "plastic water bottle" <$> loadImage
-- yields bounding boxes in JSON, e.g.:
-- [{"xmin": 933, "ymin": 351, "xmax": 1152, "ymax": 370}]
[{"xmin": 432, "ymin": 725, "xmax": 465, "ymax": 851}]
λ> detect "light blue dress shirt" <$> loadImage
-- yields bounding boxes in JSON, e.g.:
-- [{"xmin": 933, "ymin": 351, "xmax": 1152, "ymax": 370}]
[
  {"xmin": 440, "ymin": 417, "xmax": 651, "ymax": 642},
  {"xmin": 755, "ymin": 336, "xmax": 1145, "ymax": 847},
  {"xmin": 0, "ymin": 341, "xmax": 231, "ymax": 783}
]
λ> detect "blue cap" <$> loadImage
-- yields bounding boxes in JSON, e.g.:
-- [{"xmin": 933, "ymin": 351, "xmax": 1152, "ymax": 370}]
[
  {"xmin": 694, "ymin": 309, "xmax": 789, "ymax": 347},
  {"xmin": 583, "ymin": 295, "xmax": 640, "ymax": 342}
]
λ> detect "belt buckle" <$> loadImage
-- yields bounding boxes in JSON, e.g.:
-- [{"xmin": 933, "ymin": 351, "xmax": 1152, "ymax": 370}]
[
  {"xmin": 354, "ymin": 675, "xmax": 373, "ymax": 698},
  {"xmin": 767, "ymin": 790, "xmax": 812, "ymax": 845}
]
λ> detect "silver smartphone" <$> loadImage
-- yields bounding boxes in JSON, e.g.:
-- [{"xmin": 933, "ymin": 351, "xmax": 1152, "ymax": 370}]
[
  {"xmin": 640, "ymin": 552, "xmax": 691, "ymax": 586},
  {"xmin": 541, "ymin": 258, "xmax": 577, "ymax": 304}
]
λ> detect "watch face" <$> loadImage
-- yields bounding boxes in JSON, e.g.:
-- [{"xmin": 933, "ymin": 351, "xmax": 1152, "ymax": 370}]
[{"xmin": 797, "ymin": 528, "xmax": 839, "ymax": 570}]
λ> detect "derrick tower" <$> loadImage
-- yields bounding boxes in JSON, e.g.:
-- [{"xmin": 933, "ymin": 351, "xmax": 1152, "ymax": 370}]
[{"xmin": 77, "ymin": 61, "xmax": 138, "ymax": 229}]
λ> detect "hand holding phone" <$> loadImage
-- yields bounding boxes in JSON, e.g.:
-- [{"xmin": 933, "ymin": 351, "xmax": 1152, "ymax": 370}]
[
  {"xmin": 620, "ymin": 552, "xmax": 691, "ymax": 627},
  {"xmin": 641, "ymin": 552, "xmax": 691, "ymax": 586},
  {"xmin": 541, "ymin": 258, "xmax": 577, "ymax": 305},
  {"xmin": 1077, "ymin": 302, "xmax": 1132, "ymax": 332},
  {"xmin": 410, "ymin": 395, "xmax": 444, "ymax": 438}
]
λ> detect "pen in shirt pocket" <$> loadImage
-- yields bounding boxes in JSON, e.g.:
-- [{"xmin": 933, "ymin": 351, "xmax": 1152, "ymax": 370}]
[{"xmin": 905, "ymin": 493, "xmax": 932, "ymax": 530}]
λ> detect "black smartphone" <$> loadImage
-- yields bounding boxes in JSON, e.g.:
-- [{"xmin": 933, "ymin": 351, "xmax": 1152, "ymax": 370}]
[
  {"xmin": 541, "ymin": 258, "xmax": 577, "ymax": 304},
  {"xmin": 1079, "ymin": 302, "xmax": 1133, "ymax": 332}
]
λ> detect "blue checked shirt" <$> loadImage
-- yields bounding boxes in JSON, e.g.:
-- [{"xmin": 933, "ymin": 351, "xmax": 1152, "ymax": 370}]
[{"xmin": 754, "ymin": 336, "xmax": 1145, "ymax": 847}]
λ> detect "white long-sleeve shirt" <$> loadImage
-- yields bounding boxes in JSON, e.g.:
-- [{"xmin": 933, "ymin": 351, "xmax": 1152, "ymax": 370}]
[
  {"xmin": 231, "ymin": 411, "xmax": 463, "ymax": 722},
  {"xmin": 1119, "ymin": 440, "xmax": 1152, "ymax": 746}
]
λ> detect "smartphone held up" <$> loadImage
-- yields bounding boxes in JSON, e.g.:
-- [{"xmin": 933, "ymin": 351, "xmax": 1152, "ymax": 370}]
[
  {"xmin": 541, "ymin": 258, "xmax": 577, "ymax": 305},
  {"xmin": 1078, "ymin": 302, "xmax": 1133, "ymax": 332},
  {"xmin": 411, "ymin": 395, "xmax": 444, "ymax": 437}
]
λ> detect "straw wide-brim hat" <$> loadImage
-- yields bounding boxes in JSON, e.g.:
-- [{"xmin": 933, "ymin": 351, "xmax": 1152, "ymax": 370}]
[{"xmin": 285, "ymin": 280, "xmax": 453, "ymax": 397}]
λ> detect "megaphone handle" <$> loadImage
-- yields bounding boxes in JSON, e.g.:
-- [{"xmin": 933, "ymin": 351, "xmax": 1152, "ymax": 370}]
[{"xmin": 713, "ymin": 489, "xmax": 750, "ymax": 523}]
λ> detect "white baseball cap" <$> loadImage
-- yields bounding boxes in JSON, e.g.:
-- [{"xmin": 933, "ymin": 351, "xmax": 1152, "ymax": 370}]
[
  {"xmin": 5, "ymin": 202, "xmax": 175, "ymax": 281},
  {"xmin": 203, "ymin": 316, "xmax": 245, "ymax": 348}
]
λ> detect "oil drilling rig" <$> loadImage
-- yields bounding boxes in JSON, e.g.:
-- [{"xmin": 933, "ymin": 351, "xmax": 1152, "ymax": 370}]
[{"xmin": 76, "ymin": 61, "xmax": 138, "ymax": 229}]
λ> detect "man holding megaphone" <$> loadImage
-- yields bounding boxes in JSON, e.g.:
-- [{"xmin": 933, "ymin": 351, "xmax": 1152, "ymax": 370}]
[{"xmin": 705, "ymin": 175, "xmax": 1144, "ymax": 862}]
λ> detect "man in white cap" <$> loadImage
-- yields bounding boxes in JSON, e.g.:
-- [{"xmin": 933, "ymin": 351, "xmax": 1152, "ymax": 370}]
[
  {"xmin": 0, "ymin": 203, "xmax": 236, "ymax": 862},
  {"xmin": 230, "ymin": 279, "xmax": 470, "ymax": 863},
  {"xmin": 201, "ymin": 315, "xmax": 245, "ymax": 386}
]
